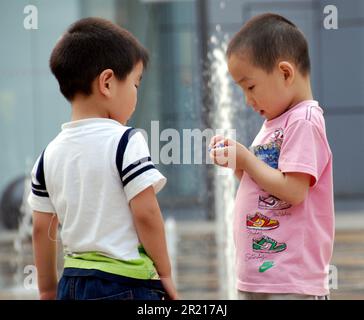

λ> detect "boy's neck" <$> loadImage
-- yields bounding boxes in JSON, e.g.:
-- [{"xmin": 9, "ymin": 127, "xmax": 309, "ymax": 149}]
[
  {"xmin": 70, "ymin": 96, "xmax": 109, "ymax": 121},
  {"xmin": 288, "ymin": 74, "xmax": 314, "ymax": 109}
]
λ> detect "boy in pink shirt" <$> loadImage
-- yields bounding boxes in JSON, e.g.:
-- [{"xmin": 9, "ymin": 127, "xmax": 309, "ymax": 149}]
[{"xmin": 209, "ymin": 13, "xmax": 334, "ymax": 300}]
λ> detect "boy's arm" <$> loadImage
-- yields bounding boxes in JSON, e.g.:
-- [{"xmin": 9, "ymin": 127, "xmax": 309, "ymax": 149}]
[
  {"xmin": 32, "ymin": 211, "xmax": 59, "ymax": 300},
  {"xmin": 234, "ymin": 169, "xmax": 244, "ymax": 180},
  {"xmin": 129, "ymin": 186, "xmax": 178, "ymax": 300},
  {"xmin": 236, "ymin": 144, "xmax": 311, "ymax": 205},
  {"xmin": 211, "ymin": 141, "xmax": 310, "ymax": 205}
]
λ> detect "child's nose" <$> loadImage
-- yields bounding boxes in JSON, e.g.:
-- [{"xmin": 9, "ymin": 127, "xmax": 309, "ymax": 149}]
[{"xmin": 245, "ymin": 95, "xmax": 255, "ymax": 109}]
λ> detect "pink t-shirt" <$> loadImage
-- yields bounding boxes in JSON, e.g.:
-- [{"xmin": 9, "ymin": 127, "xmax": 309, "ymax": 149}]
[{"xmin": 234, "ymin": 100, "xmax": 335, "ymax": 296}]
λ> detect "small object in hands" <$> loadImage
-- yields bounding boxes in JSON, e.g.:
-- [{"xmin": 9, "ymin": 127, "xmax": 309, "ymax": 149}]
[{"xmin": 208, "ymin": 142, "xmax": 225, "ymax": 153}]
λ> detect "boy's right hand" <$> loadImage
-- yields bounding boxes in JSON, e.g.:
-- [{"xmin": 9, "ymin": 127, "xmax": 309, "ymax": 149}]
[
  {"xmin": 39, "ymin": 290, "xmax": 57, "ymax": 300},
  {"xmin": 160, "ymin": 276, "xmax": 179, "ymax": 300}
]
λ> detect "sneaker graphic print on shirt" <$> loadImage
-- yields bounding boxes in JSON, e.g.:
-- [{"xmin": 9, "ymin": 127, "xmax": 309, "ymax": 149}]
[
  {"xmin": 247, "ymin": 212, "xmax": 279, "ymax": 230},
  {"xmin": 245, "ymin": 128, "xmax": 290, "ymax": 270},
  {"xmin": 258, "ymin": 195, "xmax": 291, "ymax": 210},
  {"xmin": 246, "ymin": 212, "xmax": 287, "ymax": 257},
  {"xmin": 252, "ymin": 235, "xmax": 287, "ymax": 254}
]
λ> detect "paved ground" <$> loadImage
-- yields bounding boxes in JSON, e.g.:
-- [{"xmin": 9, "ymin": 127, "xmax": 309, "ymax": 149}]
[
  {"xmin": 175, "ymin": 220, "xmax": 364, "ymax": 300},
  {"xmin": 330, "ymin": 229, "xmax": 364, "ymax": 299},
  {"xmin": 0, "ymin": 216, "xmax": 363, "ymax": 300}
]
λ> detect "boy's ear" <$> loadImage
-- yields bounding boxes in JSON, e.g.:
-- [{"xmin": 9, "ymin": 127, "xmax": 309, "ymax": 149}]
[
  {"xmin": 98, "ymin": 69, "xmax": 114, "ymax": 97},
  {"xmin": 278, "ymin": 61, "xmax": 295, "ymax": 85}
]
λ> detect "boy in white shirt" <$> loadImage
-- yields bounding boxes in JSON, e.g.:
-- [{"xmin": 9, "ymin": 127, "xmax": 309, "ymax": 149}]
[{"xmin": 29, "ymin": 17, "xmax": 177, "ymax": 300}]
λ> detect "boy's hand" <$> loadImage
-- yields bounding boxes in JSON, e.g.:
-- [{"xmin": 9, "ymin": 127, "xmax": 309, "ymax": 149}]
[
  {"xmin": 209, "ymin": 135, "xmax": 246, "ymax": 170},
  {"xmin": 160, "ymin": 276, "xmax": 179, "ymax": 300},
  {"xmin": 39, "ymin": 290, "xmax": 57, "ymax": 300},
  {"xmin": 208, "ymin": 135, "xmax": 226, "ymax": 152}
]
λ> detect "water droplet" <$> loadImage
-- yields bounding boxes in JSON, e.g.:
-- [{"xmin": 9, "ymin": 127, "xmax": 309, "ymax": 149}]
[
  {"xmin": 220, "ymin": 2, "xmax": 226, "ymax": 9},
  {"xmin": 210, "ymin": 35, "xmax": 218, "ymax": 44},
  {"xmin": 216, "ymin": 24, "xmax": 222, "ymax": 33}
]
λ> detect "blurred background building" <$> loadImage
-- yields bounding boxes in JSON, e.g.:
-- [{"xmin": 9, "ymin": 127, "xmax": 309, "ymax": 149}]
[{"xmin": 0, "ymin": 0, "xmax": 363, "ymax": 299}]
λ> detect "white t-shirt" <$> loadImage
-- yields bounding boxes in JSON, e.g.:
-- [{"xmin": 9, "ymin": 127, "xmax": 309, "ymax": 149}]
[{"xmin": 28, "ymin": 118, "xmax": 166, "ymax": 262}]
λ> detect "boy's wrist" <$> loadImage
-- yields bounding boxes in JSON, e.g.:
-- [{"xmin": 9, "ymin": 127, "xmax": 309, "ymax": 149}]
[
  {"xmin": 158, "ymin": 269, "xmax": 172, "ymax": 278},
  {"xmin": 235, "ymin": 143, "xmax": 250, "ymax": 171}
]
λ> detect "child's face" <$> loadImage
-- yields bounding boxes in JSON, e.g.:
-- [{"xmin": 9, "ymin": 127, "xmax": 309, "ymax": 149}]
[
  {"xmin": 110, "ymin": 61, "xmax": 144, "ymax": 124},
  {"xmin": 228, "ymin": 53, "xmax": 294, "ymax": 120}
]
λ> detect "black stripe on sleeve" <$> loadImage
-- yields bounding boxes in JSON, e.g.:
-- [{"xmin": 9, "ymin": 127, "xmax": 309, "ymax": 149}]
[
  {"xmin": 35, "ymin": 151, "xmax": 47, "ymax": 190},
  {"xmin": 31, "ymin": 182, "xmax": 46, "ymax": 191},
  {"xmin": 122, "ymin": 165, "xmax": 155, "ymax": 187},
  {"xmin": 121, "ymin": 156, "xmax": 151, "ymax": 178},
  {"xmin": 32, "ymin": 189, "xmax": 49, "ymax": 197},
  {"xmin": 116, "ymin": 128, "xmax": 137, "ymax": 181}
]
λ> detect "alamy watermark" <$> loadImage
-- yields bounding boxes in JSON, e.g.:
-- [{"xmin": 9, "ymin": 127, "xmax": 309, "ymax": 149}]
[
  {"xmin": 23, "ymin": 5, "xmax": 38, "ymax": 30},
  {"xmin": 23, "ymin": 265, "xmax": 37, "ymax": 290},
  {"xmin": 134, "ymin": 121, "xmax": 237, "ymax": 171},
  {"xmin": 22, "ymin": 4, "xmax": 339, "ymax": 31},
  {"xmin": 328, "ymin": 264, "xmax": 338, "ymax": 290},
  {"xmin": 323, "ymin": 4, "xmax": 338, "ymax": 30},
  {"xmin": 23, "ymin": 3, "xmax": 338, "ymax": 30}
]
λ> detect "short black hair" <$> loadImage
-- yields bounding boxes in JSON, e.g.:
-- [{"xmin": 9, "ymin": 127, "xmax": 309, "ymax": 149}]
[
  {"xmin": 227, "ymin": 13, "xmax": 310, "ymax": 75},
  {"xmin": 50, "ymin": 17, "xmax": 149, "ymax": 101}
]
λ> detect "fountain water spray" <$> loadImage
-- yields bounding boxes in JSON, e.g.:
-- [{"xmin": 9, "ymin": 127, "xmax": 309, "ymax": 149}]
[
  {"xmin": 13, "ymin": 176, "xmax": 34, "ymax": 289},
  {"xmin": 209, "ymin": 31, "xmax": 238, "ymax": 299}
]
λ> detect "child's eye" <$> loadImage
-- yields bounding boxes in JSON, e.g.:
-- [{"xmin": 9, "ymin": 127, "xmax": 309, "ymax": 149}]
[{"xmin": 248, "ymin": 85, "xmax": 255, "ymax": 91}]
